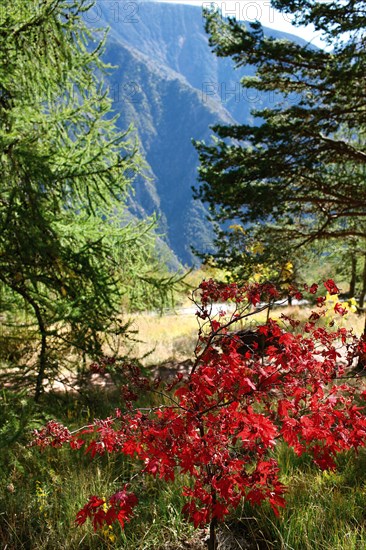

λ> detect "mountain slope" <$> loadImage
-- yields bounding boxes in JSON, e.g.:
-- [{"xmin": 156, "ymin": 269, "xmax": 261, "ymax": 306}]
[
  {"xmin": 103, "ymin": 36, "xmax": 234, "ymax": 263},
  {"xmin": 89, "ymin": 1, "xmax": 307, "ymax": 264}
]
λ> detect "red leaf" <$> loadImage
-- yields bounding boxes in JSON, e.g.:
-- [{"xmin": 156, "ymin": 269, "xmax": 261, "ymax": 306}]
[
  {"xmin": 334, "ymin": 302, "xmax": 347, "ymax": 316},
  {"xmin": 324, "ymin": 279, "xmax": 339, "ymax": 295}
]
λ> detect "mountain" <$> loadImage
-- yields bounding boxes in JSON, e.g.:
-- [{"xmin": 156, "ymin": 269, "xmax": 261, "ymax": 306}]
[{"xmin": 88, "ymin": 1, "xmax": 307, "ymax": 265}]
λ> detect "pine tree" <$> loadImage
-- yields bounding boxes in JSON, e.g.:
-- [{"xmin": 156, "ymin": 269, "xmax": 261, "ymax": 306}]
[{"xmin": 195, "ymin": 1, "xmax": 366, "ymax": 284}]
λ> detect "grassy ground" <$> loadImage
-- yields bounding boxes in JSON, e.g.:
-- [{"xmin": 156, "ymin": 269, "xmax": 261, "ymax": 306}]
[
  {"xmin": 132, "ymin": 303, "xmax": 365, "ymax": 368},
  {"xmin": 249, "ymin": 446, "xmax": 366, "ymax": 550},
  {"xmin": 0, "ymin": 390, "xmax": 201, "ymax": 550},
  {"xmin": 131, "ymin": 312, "xmax": 198, "ymax": 366},
  {"xmin": 1, "ymin": 303, "xmax": 366, "ymax": 549},
  {"xmin": 3, "ymin": 390, "xmax": 366, "ymax": 550}
]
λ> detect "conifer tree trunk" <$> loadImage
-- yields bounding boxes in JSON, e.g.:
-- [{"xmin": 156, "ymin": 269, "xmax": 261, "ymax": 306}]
[
  {"xmin": 349, "ymin": 255, "xmax": 357, "ymax": 298},
  {"xmin": 358, "ymin": 253, "xmax": 366, "ymax": 310},
  {"xmin": 9, "ymin": 282, "xmax": 48, "ymax": 401},
  {"xmin": 34, "ymin": 310, "xmax": 47, "ymax": 403}
]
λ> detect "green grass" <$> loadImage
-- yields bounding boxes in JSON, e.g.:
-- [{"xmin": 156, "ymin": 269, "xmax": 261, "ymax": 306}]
[
  {"xmin": 2, "ymin": 387, "xmax": 366, "ymax": 550},
  {"xmin": 233, "ymin": 445, "xmax": 366, "ymax": 550},
  {"xmin": 0, "ymin": 389, "xmax": 199, "ymax": 550}
]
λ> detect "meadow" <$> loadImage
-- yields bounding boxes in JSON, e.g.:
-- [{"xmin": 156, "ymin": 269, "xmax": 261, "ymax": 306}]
[{"xmin": 1, "ymin": 295, "xmax": 366, "ymax": 550}]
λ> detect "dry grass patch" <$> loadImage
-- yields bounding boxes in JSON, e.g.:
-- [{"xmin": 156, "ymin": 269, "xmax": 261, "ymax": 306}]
[
  {"xmin": 131, "ymin": 304, "xmax": 366, "ymax": 368},
  {"xmin": 131, "ymin": 312, "xmax": 199, "ymax": 366}
]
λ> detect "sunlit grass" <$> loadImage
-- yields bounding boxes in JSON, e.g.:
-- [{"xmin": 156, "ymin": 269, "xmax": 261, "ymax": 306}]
[
  {"xmin": 0, "ymin": 389, "xmax": 198, "ymax": 550},
  {"xmin": 131, "ymin": 300, "xmax": 365, "ymax": 369},
  {"xmin": 218, "ymin": 444, "xmax": 366, "ymax": 550},
  {"xmin": 131, "ymin": 312, "xmax": 199, "ymax": 366},
  {"xmin": 3, "ymin": 386, "xmax": 366, "ymax": 549},
  {"xmin": 2, "ymin": 292, "xmax": 366, "ymax": 549},
  {"xmin": 256, "ymin": 445, "xmax": 366, "ymax": 550}
]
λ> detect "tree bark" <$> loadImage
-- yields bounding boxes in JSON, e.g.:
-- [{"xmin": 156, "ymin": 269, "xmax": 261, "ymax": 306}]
[
  {"xmin": 7, "ymin": 282, "xmax": 48, "ymax": 401},
  {"xmin": 34, "ymin": 310, "xmax": 47, "ymax": 402},
  {"xmin": 349, "ymin": 255, "xmax": 357, "ymax": 297},
  {"xmin": 358, "ymin": 253, "xmax": 366, "ymax": 309},
  {"xmin": 207, "ymin": 518, "xmax": 218, "ymax": 550}
]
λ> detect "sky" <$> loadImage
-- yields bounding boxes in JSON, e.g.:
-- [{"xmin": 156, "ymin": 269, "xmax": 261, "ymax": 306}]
[{"xmin": 154, "ymin": 0, "xmax": 326, "ymax": 48}]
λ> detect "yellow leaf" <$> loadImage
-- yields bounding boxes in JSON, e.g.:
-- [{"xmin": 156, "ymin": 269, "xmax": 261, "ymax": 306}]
[
  {"xmin": 326, "ymin": 292, "xmax": 338, "ymax": 303},
  {"xmin": 252, "ymin": 242, "xmax": 265, "ymax": 255},
  {"xmin": 229, "ymin": 224, "xmax": 245, "ymax": 234}
]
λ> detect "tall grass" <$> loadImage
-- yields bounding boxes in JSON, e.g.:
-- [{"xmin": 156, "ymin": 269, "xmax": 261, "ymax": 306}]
[
  {"xmin": 131, "ymin": 303, "xmax": 365, "ymax": 368},
  {"xmin": 3, "ymin": 388, "xmax": 366, "ymax": 549},
  {"xmin": 2, "ymin": 302, "xmax": 366, "ymax": 549},
  {"xmin": 247, "ymin": 445, "xmax": 366, "ymax": 550},
  {"xmin": 131, "ymin": 313, "xmax": 198, "ymax": 366},
  {"xmin": 0, "ymin": 389, "xmax": 200, "ymax": 550}
]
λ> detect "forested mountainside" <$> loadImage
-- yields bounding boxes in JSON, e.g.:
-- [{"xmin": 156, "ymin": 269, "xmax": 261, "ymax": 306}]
[{"xmin": 90, "ymin": 1, "xmax": 307, "ymax": 264}]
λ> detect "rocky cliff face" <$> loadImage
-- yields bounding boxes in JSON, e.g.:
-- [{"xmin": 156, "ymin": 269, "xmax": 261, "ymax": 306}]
[{"xmin": 89, "ymin": 1, "xmax": 304, "ymax": 264}]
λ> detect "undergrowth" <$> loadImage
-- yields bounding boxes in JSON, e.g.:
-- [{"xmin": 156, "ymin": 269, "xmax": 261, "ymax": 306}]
[
  {"xmin": 1, "ymin": 298, "xmax": 366, "ymax": 549},
  {"xmin": 2, "ymin": 387, "xmax": 366, "ymax": 549}
]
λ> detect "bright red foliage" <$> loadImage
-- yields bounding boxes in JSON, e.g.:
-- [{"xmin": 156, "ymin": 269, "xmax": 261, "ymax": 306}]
[
  {"xmin": 32, "ymin": 279, "xmax": 366, "ymax": 537},
  {"xmin": 324, "ymin": 279, "xmax": 340, "ymax": 295},
  {"xmin": 75, "ymin": 487, "xmax": 137, "ymax": 531}
]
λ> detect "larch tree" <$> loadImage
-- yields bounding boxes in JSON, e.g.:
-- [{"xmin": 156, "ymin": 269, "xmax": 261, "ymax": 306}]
[{"xmin": 0, "ymin": 0, "xmax": 179, "ymax": 399}]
